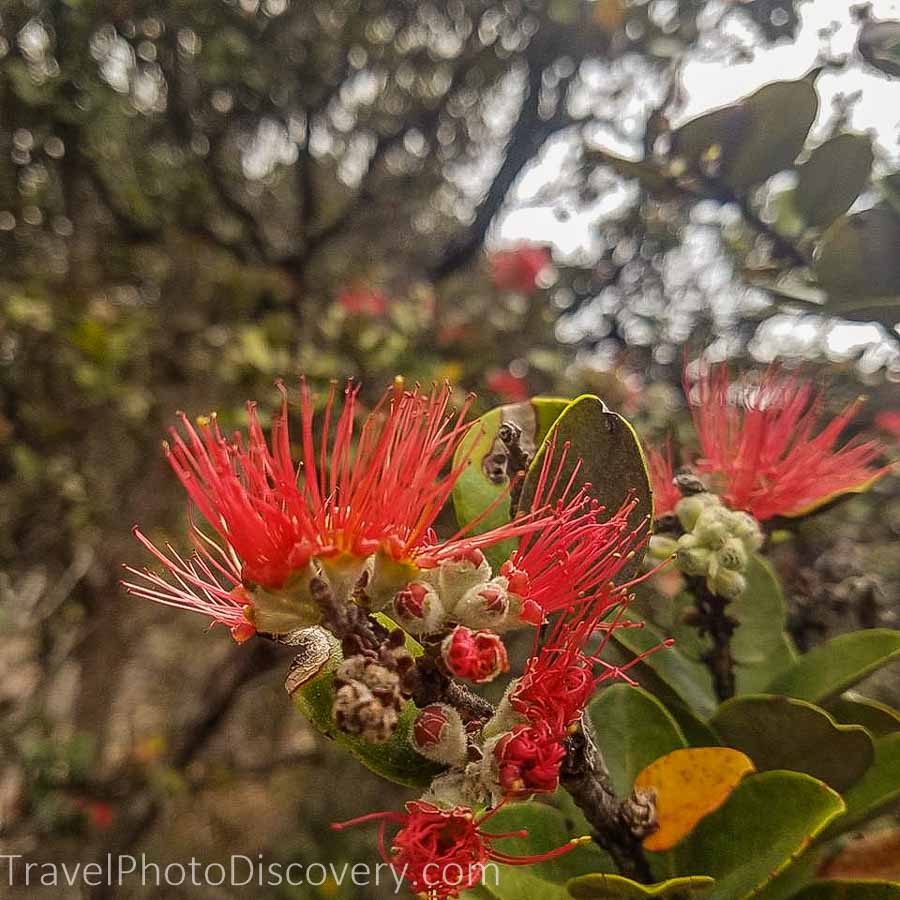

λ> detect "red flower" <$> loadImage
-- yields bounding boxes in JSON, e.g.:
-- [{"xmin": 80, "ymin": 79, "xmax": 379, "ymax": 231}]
[
  {"xmin": 500, "ymin": 441, "xmax": 651, "ymax": 624},
  {"xmin": 485, "ymin": 369, "xmax": 530, "ymax": 403},
  {"xmin": 337, "ymin": 283, "xmax": 389, "ymax": 316},
  {"xmin": 332, "ymin": 801, "xmax": 586, "ymax": 899},
  {"xmin": 494, "ymin": 722, "xmax": 567, "ymax": 797},
  {"xmin": 647, "ymin": 441, "xmax": 681, "ymax": 518},
  {"xmin": 875, "ymin": 410, "xmax": 900, "ymax": 443},
  {"xmin": 510, "ymin": 589, "xmax": 671, "ymax": 738},
  {"xmin": 687, "ymin": 365, "xmax": 890, "ymax": 521},
  {"xmin": 489, "ymin": 245, "xmax": 551, "ymax": 294},
  {"xmin": 441, "ymin": 627, "xmax": 509, "ymax": 684}
]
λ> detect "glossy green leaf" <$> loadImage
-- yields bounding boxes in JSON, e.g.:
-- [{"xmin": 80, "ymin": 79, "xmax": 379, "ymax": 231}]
[
  {"xmin": 656, "ymin": 771, "xmax": 844, "ymax": 900},
  {"xmin": 822, "ymin": 732, "xmax": 900, "ymax": 838},
  {"xmin": 794, "ymin": 134, "xmax": 874, "ymax": 228},
  {"xmin": 825, "ymin": 693, "xmax": 900, "ymax": 737},
  {"xmin": 518, "ymin": 394, "xmax": 653, "ymax": 579},
  {"xmin": 589, "ymin": 683, "xmax": 688, "ymax": 795},
  {"xmin": 611, "ymin": 617, "xmax": 718, "ymax": 719},
  {"xmin": 764, "ymin": 630, "xmax": 900, "ymax": 704},
  {"xmin": 451, "ymin": 398, "xmax": 569, "ymax": 569},
  {"xmin": 710, "ymin": 694, "xmax": 874, "ymax": 792},
  {"xmin": 285, "ymin": 626, "xmax": 444, "ymax": 788},
  {"xmin": 791, "ymin": 882, "xmax": 900, "ymax": 900},
  {"xmin": 471, "ymin": 802, "xmax": 615, "ymax": 900},
  {"xmin": 567, "ymin": 873, "xmax": 715, "ymax": 898}
]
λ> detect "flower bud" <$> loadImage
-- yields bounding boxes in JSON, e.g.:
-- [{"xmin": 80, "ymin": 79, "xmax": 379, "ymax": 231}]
[
  {"xmin": 693, "ymin": 508, "xmax": 729, "ymax": 549},
  {"xmin": 717, "ymin": 537, "xmax": 748, "ymax": 572},
  {"xmin": 392, "ymin": 582, "xmax": 445, "ymax": 634},
  {"xmin": 332, "ymin": 681, "xmax": 399, "ymax": 743},
  {"xmin": 441, "ymin": 626, "xmax": 509, "ymax": 684},
  {"xmin": 648, "ymin": 535, "xmax": 679, "ymax": 559},
  {"xmin": 728, "ymin": 510, "xmax": 764, "ymax": 552},
  {"xmin": 455, "ymin": 578, "xmax": 510, "ymax": 629},
  {"xmin": 708, "ymin": 567, "xmax": 747, "ymax": 601},
  {"xmin": 493, "ymin": 723, "xmax": 566, "ymax": 798},
  {"xmin": 676, "ymin": 493, "xmax": 719, "ymax": 531},
  {"xmin": 411, "ymin": 704, "xmax": 468, "ymax": 766},
  {"xmin": 425, "ymin": 547, "xmax": 492, "ymax": 616},
  {"xmin": 482, "ymin": 689, "xmax": 527, "ymax": 740},
  {"xmin": 675, "ymin": 534, "xmax": 712, "ymax": 576}
]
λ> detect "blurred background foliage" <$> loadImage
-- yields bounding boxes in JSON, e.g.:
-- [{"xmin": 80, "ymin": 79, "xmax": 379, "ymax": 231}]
[{"xmin": 1, "ymin": 0, "xmax": 898, "ymax": 897}]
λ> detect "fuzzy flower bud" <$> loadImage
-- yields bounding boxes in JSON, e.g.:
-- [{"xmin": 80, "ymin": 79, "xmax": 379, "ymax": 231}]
[
  {"xmin": 675, "ymin": 533, "xmax": 712, "ymax": 576},
  {"xmin": 392, "ymin": 581, "xmax": 445, "ymax": 635},
  {"xmin": 707, "ymin": 567, "xmax": 747, "ymax": 601},
  {"xmin": 428, "ymin": 549, "xmax": 492, "ymax": 615},
  {"xmin": 648, "ymin": 535, "xmax": 679, "ymax": 560},
  {"xmin": 441, "ymin": 627, "xmax": 509, "ymax": 684},
  {"xmin": 675, "ymin": 493, "xmax": 721, "ymax": 532},
  {"xmin": 493, "ymin": 723, "xmax": 566, "ymax": 797},
  {"xmin": 728, "ymin": 510, "xmax": 764, "ymax": 552},
  {"xmin": 717, "ymin": 537, "xmax": 748, "ymax": 572},
  {"xmin": 411, "ymin": 704, "xmax": 468, "ymax": 767},
  {"xmin": 454, "ymin": 578, "xmax": 511, "ymax": 630},
  {"xmin": 693, "ymin": 508, "xmax": 729, "ymax": 549}
]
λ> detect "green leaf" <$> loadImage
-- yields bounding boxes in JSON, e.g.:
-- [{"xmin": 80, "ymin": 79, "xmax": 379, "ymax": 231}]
[
  {"xmin": 726, "ymin": 78, "xmax": 819, "ymax": 191},
  {"xmin": 285, "ymin": 627, "xmax": 444, "ymax": 788},
  {"xmin": 656, "ymin": 771, "xmax": 845, "ymax": 900},
  {"xmin": 518, "ymin": 396, "xmax": 653, "ymax": 578},
  {"xmin": 728, "ymin": 556, "xmax": 797, "ymax": 694},
  {"xmin": 474, "ymin": 803, "xmax": 615, "ymax": 900},
  {"xmin": 567, "ymin": 874, "xmax": 715, "ymax": 898},
  {"xmin": 611, "ymin": 618, "xmax": 718, "ymax": 719},
  {"xmin": 794, "ymin": 134, "xmax": 874, "ymax": 228},
  {"xmin": 821, "ymin": 732, "xmax": 900, "ymax": 838},
  {"xmin": 451, "ymin": 398, "xmax": 568, "ymax": 569},
  {"xmin": 825, "ymin": 693, "xmax": 900, "ymax": 737},
  {"xmin": 816, "ymin": 208, "xmax": 900, "ymax": 324},
  {"xmin": 791, "ymin": 883, "xmax": 900, "ymax": 900},
  {"xmin": 589, "ymin": 684, "xmax": 688, "ymax": 796},
  {"xmin": 710, "ymin": 695, "xmax": 874, "ymax": 792},
  {"xmin": 764, "ymin": 630, "xmax": 900, "ymax": 704}
]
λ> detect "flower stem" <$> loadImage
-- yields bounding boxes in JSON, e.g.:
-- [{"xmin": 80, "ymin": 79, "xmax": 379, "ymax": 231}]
[
  {"xmin": 689, "ymin": 577, "xmax": 737, "ymax": 702},
  {"xmin": 560, "ymin": 715, "xmax": 656, "ymax": 883}
]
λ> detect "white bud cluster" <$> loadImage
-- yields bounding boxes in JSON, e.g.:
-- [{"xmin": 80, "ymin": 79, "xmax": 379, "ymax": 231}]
[{"xmin": 672, "ymin": 494, "xmax": 763, "ymax": 601}]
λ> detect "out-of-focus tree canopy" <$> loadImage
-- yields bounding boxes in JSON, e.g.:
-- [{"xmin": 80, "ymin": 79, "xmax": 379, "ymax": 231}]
[{"xmin": 1, "ymin": 3, "xmax": 899, "ymax": 897}]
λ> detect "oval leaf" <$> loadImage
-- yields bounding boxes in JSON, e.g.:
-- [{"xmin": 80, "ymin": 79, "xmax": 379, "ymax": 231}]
[
  {"xmin": 710, "ymin": 694, "xmax": 874, "ymax": 792},
  {"xmin": 726, "ymin": 79, "xmax": 819, "ymax": 191},
  {"xmin": 634, "ymin": 747, "xmax": 755, "ymax": 852},
  {"xmin": 452, "ymin": 398, "xmax": 569, "ymax": 569},
  {"xmin": 663, "ymin": 771, "xmax": 845, "ymax": 900},
  {"xmin": 822, "ymin": 732, "xmax": 900, "ymax": 838},
  {"xmin": 568, "ymin": 873, "xmax": 715, "ymax": 899},
  {"xmin": 825, "ymin": 693, "xmax": 900, "ymax": 737},
  {"xmin": 794, "ymin": 134, "xmax": 874, "ymax": 228},
  {"xmin": 816, "ymin": 208, "xmax": 900, "ymax": 301},
  {"xmin": 764, "ymin": 629, "xmax": 900, "ymax": 704},
  {"xmin": 589, "ymin": 683, "xmax": 688, "ymax": 796},
  {"xmin": 286, "ymin": 625, "xmax": 444, "ymax": 788},
  {"xmin": 474, "ymin": 802, "xmax": 615, "ymax": 900}
]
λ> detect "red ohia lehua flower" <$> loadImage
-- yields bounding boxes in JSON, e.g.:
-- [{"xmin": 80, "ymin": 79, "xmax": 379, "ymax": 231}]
[
  {"xmin": 337, "ymin": 282, "xmax": 389, "ymax": 316},
  {"xmin": 494, "ymin": 721, "xmax": 567, "ymax": 796},
  {"xmin": 489, "ymin": 244, "xmax": 551, "ymax": 294},
  {"xmin": 687, "ymin": 364, "xmax": 891, "ymax": 521},
  {"xmin": 500, "ymin": 440, "xmax": 651, "ymax": 626},
  {"xmin": 647, "ymin": 440, "xmax": 681, "ymax": 518},
  {"xmin": 331, "ymin": 801, "xmax": 588, "ymax": 900},
  {"xmin": 123, "ymin": 379, "xmax": 553, "ymax": 640},
  {"xmin": 441, "ymin": 627, "xmax": 509, "ymax": 684}
]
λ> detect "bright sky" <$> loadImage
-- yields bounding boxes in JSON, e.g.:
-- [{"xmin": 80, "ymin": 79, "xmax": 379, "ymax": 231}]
[{"xmin": 497, "ymin": 0, "xmax": 900, "ymax": 367}]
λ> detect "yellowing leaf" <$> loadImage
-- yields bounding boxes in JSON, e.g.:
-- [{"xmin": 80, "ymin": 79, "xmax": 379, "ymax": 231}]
[{"xmin": 634, "ymin": 747, "xmax": 755, "ymax": 852}]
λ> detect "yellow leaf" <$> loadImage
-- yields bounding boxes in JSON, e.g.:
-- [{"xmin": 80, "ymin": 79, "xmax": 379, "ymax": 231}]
[{"xmin": 634, "ymin": 747, "xmax": 755, "ymax": 852}]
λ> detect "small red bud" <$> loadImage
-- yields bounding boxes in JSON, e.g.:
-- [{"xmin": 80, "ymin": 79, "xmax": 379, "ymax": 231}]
[{"xmin": 441, "ymin": 627, "xmax": 509, "ymax": 684}]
